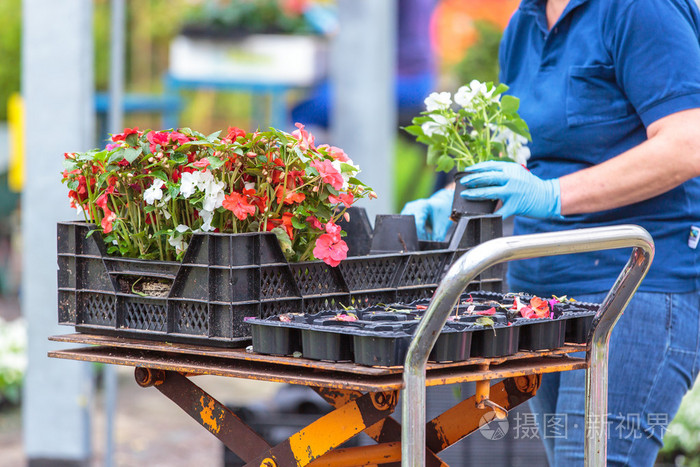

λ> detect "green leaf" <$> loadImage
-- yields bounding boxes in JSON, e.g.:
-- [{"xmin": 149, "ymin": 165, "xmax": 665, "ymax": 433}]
[
  {"xmin": 436, "ymin": 154, "xmax": 455, "ymax": 172},
  {"xmin": 270, "ymin": 227, "xmax": 294, "ymax": 260},
  {"xmin": 426, "ymin": 146, "xmax": 441, "ymax": 166},
  {"xmin": 170, "ymin": 152, "xmax": 188, "ymax": 164},
  {"xmin": 168, "ymin": 185, "xmax": 180, "ymax": 198},
  {"xmin": 125, "ymin": 132, "xmax": 138, "ymax": 147},
  {"xmin": 206, "ymin": 130, "xmax": 222, "ymax": 142},
  {"xmin": 403, "ymin": 125, "xmax": 424, "ymax": 137},
  {"xmin": 315, "ymin": 204, "xmax": 332, "ymax": 221},
  {"xmin": 500, "ymin": 95, "xmax": 520, "ymax": 114},
  {"xmin": 207, "ymin": 156, "xmax": 225, "ymax": 169},
  {"xmin": 123, "ymin": 147, "xmax": 142, "ymax": 163},
  {"xmin": 291, "ymin": 216, "xmax": 306, "ymax": 229},
  {"xmin": 347, "ymin": 177, "xmax": 366, "ymax": 187},
  {"xmin": 150, "ymin": 170, "xmax": 168, "ymax": 182}
]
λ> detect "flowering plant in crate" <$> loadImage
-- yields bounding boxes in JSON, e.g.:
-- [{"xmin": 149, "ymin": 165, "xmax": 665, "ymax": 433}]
[
  {"xmin": 404, "ymin": 80, "xmax": 531, "ymax": 172},
  {"xmin": 61, "ymin": 124, "xmax": 373, "ymax": 267}
]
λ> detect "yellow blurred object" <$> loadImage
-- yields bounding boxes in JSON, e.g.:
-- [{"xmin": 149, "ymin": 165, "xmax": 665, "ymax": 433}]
[{"xmin": 8, "ymin": 93, "xmax": 23, "ymax": 192}]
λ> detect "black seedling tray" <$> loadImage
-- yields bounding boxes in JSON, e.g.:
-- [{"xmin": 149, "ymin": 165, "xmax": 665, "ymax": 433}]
[{"xmin": 250, "ymin": 292, "xmax": 601, "ymax": 366}]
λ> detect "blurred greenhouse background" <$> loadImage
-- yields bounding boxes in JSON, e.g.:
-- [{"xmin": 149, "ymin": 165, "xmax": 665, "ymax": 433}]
[{"xmin": 1, "ymin": 0, "xmax": 699, "ymax": 466}]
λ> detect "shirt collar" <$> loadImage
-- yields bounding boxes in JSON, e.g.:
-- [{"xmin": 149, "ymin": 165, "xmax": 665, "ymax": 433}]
[{"xmin": 519, "ymin": 0, "xmax": 592, "ymax": 24}]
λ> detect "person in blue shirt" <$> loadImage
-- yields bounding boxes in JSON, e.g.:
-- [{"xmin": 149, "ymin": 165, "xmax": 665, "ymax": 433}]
[{"xmin": 404, "ymin": 0, "xmax": 700, "ymax": 464}]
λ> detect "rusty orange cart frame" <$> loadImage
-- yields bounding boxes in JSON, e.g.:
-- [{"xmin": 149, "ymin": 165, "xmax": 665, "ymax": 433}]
[{"xmin": 49, "ymin": 225, "xmax": 654, "ymax": 467}]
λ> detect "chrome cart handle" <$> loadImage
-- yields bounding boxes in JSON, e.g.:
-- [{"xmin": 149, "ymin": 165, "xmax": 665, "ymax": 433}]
[{"xmin": 401, "ymin": 224, "xmax": 654, "ymax": 467}]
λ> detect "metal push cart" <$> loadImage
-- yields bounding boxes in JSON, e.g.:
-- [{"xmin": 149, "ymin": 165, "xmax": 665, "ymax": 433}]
[{"xmin": 49, "ymin": 225, "xmax": 654, "ymax": 467}]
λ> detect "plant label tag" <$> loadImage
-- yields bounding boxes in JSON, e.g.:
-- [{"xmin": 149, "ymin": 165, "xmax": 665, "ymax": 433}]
[{"xmin": 689, "ymin": 226, "xmax": 700, "ymax": 249}]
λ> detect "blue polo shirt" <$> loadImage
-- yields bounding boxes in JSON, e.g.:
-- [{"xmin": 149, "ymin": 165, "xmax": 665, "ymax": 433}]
[{"xmin": 501, "ymin": 0, "xmax": 700, "ymax": 296}]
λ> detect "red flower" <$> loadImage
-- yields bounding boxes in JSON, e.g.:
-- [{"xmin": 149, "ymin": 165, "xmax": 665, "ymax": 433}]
[
  {"xmin": 310, "ymin": 159, "xmax": 344, "ymax": 190},
  {"xmin": 147, "ymin": 130, "xmax": 170, "ymax": 152},
  {"xmin": 275, "ymin": 185, "xmax": 306, "ymax": 205},
  {"xmin": 313, "ymin": 233, "xmax": 348, "ymax": 267},
  {"xmin": 223, "ymin": 126, "xmax": 246, "ymax": 142},
  {"xmin": 292, "ymin": 122, "xmax": 315, "ymax": 151},
  {"xmin": 95, "ymin": 193, "xmax": 109, "ymax": 209},
  {"xmin": 223, "ymin": 191, "xmax": 256, "ymax": 221},
  {"xmin": 476, "ymin": 307, "xmax": 496, "ymax": 316},
  {"xmin": 101, "ymin": 208, "xmax": 116, "ymax": 234},
  {"xmin": 111, "ymin": 127, "xmax": 140, "ymax": 142},
  {"xmin": 266, "ymin": 212, "xmax": 295, "ymax": 240}
]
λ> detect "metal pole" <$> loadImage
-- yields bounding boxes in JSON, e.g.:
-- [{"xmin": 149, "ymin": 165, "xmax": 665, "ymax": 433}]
[
  {"xmin": 104, "ymin": 1, "xmax": 126, "ymax": 466},
  {"xmin": 401, "ymin": 225, "xmax": 654, "ymax": 466}
]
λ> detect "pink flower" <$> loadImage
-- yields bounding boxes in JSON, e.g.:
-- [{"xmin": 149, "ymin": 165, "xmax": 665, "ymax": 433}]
[
  {"xmin": 324, "ymin": 221, "xmax": 342, "ymax": 240},
  {"xmin": 193, "ymin": 158, "xmax": 210, "ymax": 169},
  {"xmin": 105, "ymin": 143, "xmax": 119, "ymax": 151},
  {"xmin": 318, "ymin": 144, "xmax": 350, "ymax": 162},
  {"xmin": 292, "ymin": 122, "xmax": 315, "ymax": 151},
  {"xmin": 310, "ymin": 159, "xmax": 344, "ymax": 190},
  {"xmin": 328, "ymin": 192, "xmax": 354, "ymax": 207},
  {"xmin": 313, "ymin": 233, "xmax": 349, "ymax": 267},
  {"xmin": 147, "ymin": 131, "xmax": 170, "ymax": 152},
  {"xmin": 169, "ymin": 131, "xmax": 190, "ymax": 146},
  {"xmin": 223, "ymin": 126, "xmax": 246, "ymax": 142},
  {"xmin": 306, "ymin": 216, "xmax": 322, "ymax": 230}
]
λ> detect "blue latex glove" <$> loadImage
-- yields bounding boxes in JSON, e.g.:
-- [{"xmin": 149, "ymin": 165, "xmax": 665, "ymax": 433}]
[
  {"xmin": 460, "ymin": 161, "xmax": 563, "ymax": 219},
  {"xmin": 401, "ymin": 188, "xmax": 454, "ymax": 241}
]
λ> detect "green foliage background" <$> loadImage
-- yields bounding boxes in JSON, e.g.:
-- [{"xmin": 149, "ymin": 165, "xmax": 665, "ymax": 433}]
[{"xmin": 0, "ymin": 0, "xmax": 21, "ymax": 122}]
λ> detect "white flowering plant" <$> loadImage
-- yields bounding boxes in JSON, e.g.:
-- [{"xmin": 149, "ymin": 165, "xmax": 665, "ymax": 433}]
[
  {"xmin": 61, "ymin": 124, "xmax": 373, "ymax": 266},
  {"xmin": 404, "ymin": 80, "xmax": 531, "ymax": 172},
  {"xmin": 0, "ymin": 318, "xmax": 26, "ymax": 406}
]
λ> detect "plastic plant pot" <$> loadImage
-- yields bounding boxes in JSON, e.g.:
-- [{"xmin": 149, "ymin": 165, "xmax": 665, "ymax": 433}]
[
  {"xmin": 250, "ymin": 319, "xmax": 302, "ymax": 356},
  {"xmin": 564, "ymin": 311, "xmax": 597, "ymax": 344},
  {"xmin": 451, "ymin": 171, "xmax": 498, "ymax": 220},
  {"xmin": 429, "ymin": 323, "xmax": 473, "ymax": 363},
  {"xmin": 516, "ymin": 318, "xmax": 567, "ymax": 351},
  {"xmin": 369, "ymin": 214, "xmax": 420, "ymax": 254},
  {"xmin": 352, "ymin": 322, "xmax": 416, "ymax": 367}
]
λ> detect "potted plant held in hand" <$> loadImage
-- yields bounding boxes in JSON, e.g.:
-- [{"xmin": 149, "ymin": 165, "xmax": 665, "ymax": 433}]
[{"xmin": 405, "ymin": 80, "xmax": 531, "ymax": 218}]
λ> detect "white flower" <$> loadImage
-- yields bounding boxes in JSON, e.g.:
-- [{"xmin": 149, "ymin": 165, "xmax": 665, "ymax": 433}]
[
  {"xmin": 244, "ymin": 181, "xmax": 256, "ymax": 191},
  {"xmin": 493, "ymin": 127, "xmax": 531, "ymax": 166},
  {"xmin": 421, "ymin": 114, "xmax": 450, "ymax": 137},
  {"xmin": 424, "ymin": 91, "xmax": 452, "ymax": 112},
  {"xmin": 331, "ymin": 160, "xmax": 361, "ymax": 190},
  {"xmin": 144, "ymin": 179, "xmax": 165, "ymax": 205},
  {"xmin": 202, "ymin": 178, "xmax": 225, "ymax": 212},
  {"xmin": 180, "ymin": 172, "xmax": 199, "ymax": 198},
  {"xmin": 199, "ymin": 210, "xmax": 215, "ymax": 232},
  {"xmin": 168, "ymin": 224, "xmax": 189, "ymax": 254}
]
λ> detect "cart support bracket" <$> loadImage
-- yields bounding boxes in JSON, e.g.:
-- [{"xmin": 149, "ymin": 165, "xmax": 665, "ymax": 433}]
[
  {"xmin": 244, "ymin": 390, "xmax": 398, "ymax": 467},
  {"xmin": 134, "ymin": 367, "xmax": 270, "ymax": 463}
]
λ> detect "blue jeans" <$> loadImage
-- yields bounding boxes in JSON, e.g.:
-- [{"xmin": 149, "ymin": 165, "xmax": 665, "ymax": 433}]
[{"xmin": 529, "ymin": 290, "xmax": 700, "ymax": 466}]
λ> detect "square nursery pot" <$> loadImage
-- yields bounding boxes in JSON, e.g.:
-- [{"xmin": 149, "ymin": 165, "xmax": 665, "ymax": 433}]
[
  {"xmin": 57, "ymin": 211, "xmax": 505, "ymax": 347},
  {"xmin": 451, "ymin": 171, "xmax": 498, "ymax": 220}
]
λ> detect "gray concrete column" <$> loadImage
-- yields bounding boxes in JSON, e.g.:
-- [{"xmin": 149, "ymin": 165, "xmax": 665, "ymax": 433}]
[
  {"xmin": 331, "ymin": 0, "xmax": 397, "ymax": 221},
  {"xmin": 22, "ymin": 0, "xmax": 94, "ymax": 465}
]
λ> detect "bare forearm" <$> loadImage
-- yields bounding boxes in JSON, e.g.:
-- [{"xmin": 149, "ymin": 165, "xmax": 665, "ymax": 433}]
[{"xmin": 559, "ymin": 109, "xmax": 700, "ymax": 215}]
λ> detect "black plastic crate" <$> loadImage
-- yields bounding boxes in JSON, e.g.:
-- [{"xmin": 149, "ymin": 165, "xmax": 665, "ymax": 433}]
[{"xmin": 57, "ymin": 213, "xmax": 505, "ymax": 347}]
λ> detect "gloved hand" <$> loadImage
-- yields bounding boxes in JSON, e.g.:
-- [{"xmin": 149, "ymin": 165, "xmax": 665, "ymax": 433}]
[
  {"xmin": 401, "ymin": 188, "xmax": 454, "ymax": 241},
  {"xmin": 459, "ymin": 161, "xmax": 562, "ymax": 219}
]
